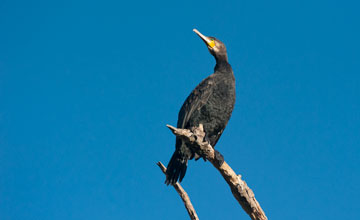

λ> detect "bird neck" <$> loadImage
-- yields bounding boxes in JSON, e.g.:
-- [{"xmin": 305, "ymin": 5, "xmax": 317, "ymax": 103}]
[
  {"xmin": 214, "ymin": 53, "xmax": 228, "ymax": 63},
  {"xmin": 214, "ymin": 55, "xmax": 231, "ymax": 72}
]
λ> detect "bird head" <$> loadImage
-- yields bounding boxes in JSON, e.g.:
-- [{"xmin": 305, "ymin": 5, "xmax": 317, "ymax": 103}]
[{"xmin": 193, "ymin": 29, "xmax": 228, "ymax": 62}]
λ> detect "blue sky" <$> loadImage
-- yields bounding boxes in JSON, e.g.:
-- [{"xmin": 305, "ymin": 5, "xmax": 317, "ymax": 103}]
[{"xmin": 1, "ymin": 0, "xmax": 359, "ymax": 219}]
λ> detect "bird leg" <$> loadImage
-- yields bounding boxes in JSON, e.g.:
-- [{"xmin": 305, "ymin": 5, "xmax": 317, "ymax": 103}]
[{"xmin": 199, "ymin": 135, "xmax": 214, "ymax": 162}]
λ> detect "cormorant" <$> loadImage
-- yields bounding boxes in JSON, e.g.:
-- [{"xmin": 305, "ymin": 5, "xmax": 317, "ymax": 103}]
[{"xmin": 165, "ymin": 29, "xmax": 236, "ymax": 185}]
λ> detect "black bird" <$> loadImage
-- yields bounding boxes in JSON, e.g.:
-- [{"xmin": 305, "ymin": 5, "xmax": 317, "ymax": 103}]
[{"xmin": 165, "ymin": 29, "xmax": 236, "ymax": 185}]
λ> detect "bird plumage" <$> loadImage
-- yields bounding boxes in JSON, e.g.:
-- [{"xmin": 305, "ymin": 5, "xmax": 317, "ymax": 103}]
[{"xmin": 165, "ymin": 30, "xmax": 235, "ymax": 185}]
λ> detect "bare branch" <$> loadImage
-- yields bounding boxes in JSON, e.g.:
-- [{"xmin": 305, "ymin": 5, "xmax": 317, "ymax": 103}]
[
  {"xmin": 157, "ymin": 161, "xmax": 199, "ymax": 220},
  {"xmin": 166, "ymin": 124, "xmax": 267, "ymax": 220}
]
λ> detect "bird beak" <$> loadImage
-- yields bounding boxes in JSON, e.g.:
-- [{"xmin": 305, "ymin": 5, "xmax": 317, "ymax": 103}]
[{"xmin": 193, "ymin": 29, "xmax": 215, "ymax": 48}]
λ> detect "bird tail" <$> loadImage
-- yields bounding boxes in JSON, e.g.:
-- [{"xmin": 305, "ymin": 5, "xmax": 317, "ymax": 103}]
[{"xmin": 165, "ymin": 151, "xmax": 188, "ymax": 185}]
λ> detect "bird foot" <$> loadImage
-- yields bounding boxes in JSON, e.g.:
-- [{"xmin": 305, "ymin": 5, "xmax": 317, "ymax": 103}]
[
  {"xmin": 214, "ymin": 150, "xmax": 224, "ymax": 166},
  {"xmin": 204, "ymin": 135, "xmax": 211, "ymax": 144}
]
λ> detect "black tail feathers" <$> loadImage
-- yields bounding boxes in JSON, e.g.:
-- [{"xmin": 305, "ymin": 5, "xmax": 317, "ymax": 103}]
[{"xmin": 165, "ymin": 152, "xmax": 188, "ymax": 185}]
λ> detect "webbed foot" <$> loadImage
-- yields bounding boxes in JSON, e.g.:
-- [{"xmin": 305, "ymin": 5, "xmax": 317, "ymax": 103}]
[{"xmin": 214, "ymin": 150, "xmax": 224, "ymax": 166}]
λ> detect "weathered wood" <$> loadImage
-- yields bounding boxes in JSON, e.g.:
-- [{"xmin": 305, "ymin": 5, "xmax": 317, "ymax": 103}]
[
  {"xmin": 157, "ymin": 162, "xmax": 199, "ymax": 220},
  {"xmin": 166, "ymin": 124, "xmax": 267, "ymax": 220}
]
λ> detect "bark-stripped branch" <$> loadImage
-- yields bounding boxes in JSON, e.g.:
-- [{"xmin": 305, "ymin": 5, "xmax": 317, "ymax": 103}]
[
  {"xmin": 157, "ymin": 161, "xmax": 199, "ymax": 220},
  {"xmin": 166, "ymin": 124, "xmax": 267, "ymax": 220}
]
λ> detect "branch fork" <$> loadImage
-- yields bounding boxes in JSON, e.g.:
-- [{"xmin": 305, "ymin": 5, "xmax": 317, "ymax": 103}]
[{"xmin": 158, "ymin": 124, "xmax": 267, "ymax": 220}]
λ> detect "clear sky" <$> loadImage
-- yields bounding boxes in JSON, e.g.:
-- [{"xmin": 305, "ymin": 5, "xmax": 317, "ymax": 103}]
[{"xmin": 1, "ymin": 0, "xmax": 359, "ymax": 219}]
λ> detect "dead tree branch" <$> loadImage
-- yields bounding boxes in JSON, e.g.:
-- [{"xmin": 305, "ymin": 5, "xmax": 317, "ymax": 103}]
[
  {"xmin": 157, "ymin": 161, "xmax": 199, "ymax": 220},
  {"xmin": 166, "ymin": 124, "xmax": 267, "ymax": 220}
]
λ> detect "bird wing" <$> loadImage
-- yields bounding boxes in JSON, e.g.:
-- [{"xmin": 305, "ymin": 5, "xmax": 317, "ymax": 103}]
[{"xmin": 177, "ymin": 74, "xmax": 215, "ymax": 129}]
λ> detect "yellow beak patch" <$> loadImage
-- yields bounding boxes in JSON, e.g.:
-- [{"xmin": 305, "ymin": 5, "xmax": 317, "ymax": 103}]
[{"xmin": 208, "ymin": 40, "xmax": 215, "ymax": 48}]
